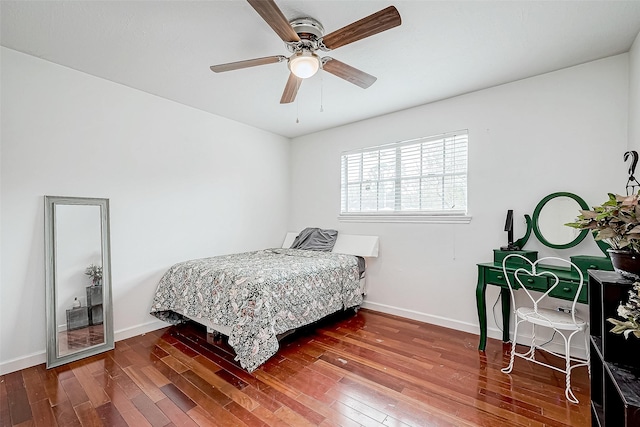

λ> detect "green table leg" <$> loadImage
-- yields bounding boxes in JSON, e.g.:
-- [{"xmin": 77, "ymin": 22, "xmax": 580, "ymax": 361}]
[
  {"xmin": 501, "ymin": 287, "xmax": 511, "ymax": 342},
  {"xmin": 476, "ymin": 267, "xmax": 488, "ymax": 351}
]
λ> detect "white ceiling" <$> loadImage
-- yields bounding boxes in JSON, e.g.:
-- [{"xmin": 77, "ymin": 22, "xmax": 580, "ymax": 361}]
[{"xmin": 2, "ymin": 1, "xmax": 640, "ymax": 138}]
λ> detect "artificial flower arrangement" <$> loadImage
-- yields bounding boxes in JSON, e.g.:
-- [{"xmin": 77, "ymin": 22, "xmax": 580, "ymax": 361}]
[
  {"xmin": 608, "ymin": 282, "xmax": 640, "ymax": 339},
  {"xmin": 85, "ymin": 263, "xmax": 103, "ymax": 285}
]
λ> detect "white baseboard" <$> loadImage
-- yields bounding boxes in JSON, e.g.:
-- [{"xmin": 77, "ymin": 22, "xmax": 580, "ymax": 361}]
[
  {"xmin": 362, "ymin": 300, "xmax": 482, "ymax": 335},
  {"xmin": 0, "ymin": 319, "xmax": 169, "ymax": 375},
  {"xmin": 0, "ymin": 351, "xmax": 47, "ymax": 375},
  {"xmin": 361, "ymin": 301, "xmax": 589, "ymax": 360},
  {"xmin": 114, "ymin": 319, "xmax": 168, "ymax": 342}
]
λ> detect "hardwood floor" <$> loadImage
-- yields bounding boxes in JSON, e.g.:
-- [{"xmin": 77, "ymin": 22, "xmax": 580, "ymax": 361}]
[{"xmin": 1, "ymin": 309, "xmax": 590, "ymax": 426}]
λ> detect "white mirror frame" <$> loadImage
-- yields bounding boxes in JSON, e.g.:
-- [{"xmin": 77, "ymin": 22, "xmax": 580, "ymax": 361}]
[{"xmin": 45, "ymin": 196, "xmax": 114, "ymax": 368}]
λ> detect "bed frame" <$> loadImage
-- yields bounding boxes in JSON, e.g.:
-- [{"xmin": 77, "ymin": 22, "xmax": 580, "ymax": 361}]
[{"xmin": 178, "ymin": 232, "xmax": 379, "ymax": 339}]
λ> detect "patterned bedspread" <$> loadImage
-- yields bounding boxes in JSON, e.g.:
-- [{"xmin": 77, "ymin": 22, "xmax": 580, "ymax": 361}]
[{"xmin": 150, "ymin": 248, "xmax": 362, "ymax": 372}]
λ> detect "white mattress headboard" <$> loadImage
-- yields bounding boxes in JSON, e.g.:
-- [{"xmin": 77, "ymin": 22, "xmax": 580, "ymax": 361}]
[{"xmin": 282, "ymin": 232, "xmax": 379, "ymax": 257}]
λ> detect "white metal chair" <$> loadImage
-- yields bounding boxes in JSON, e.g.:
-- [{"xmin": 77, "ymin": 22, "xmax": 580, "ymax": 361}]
[{"xmin": 500, "ymin": 254, "xmax": 589, "ymax": 404}]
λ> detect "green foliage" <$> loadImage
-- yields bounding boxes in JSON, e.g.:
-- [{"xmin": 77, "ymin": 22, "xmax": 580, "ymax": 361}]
[
  {"xmin": 565, "ymin": 192, "xmax": 640, "ymax": 252},
  {"xmin": 607, "ymin": 282, "xmax": 640, "ymax": 339}
]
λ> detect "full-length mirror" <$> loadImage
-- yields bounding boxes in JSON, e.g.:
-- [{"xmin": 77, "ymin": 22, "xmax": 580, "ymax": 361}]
[{"xmin": 45, "ymin": 196, "xmax": 113, "ymax": 368}]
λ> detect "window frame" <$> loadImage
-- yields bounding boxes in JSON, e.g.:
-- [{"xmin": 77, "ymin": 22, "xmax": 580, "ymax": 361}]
[{"xmin": 338, "ymin": 130, "xmax": 471, "ymax": 224}]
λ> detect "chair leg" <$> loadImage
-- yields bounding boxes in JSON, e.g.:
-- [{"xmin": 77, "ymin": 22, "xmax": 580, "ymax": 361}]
[
  {"xmin": 529, "ymin": 324, "xmax": 537, "ymax": 360},
  {"xmin": 564, "ymin": 332, "xmax": 579, "ymax": 404},
  {"xmin": 502, "ymin": 319, "xmax": 519, "ymax": 374}
]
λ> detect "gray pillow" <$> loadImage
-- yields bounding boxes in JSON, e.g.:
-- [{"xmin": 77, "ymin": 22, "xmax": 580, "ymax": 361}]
[{"xmin": 290, "ymin": 227, "xmax": 338, "ymax": 252}]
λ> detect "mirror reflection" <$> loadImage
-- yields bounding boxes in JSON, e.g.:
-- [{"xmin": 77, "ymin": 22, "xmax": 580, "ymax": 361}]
[
  {"xmin": 55, "ymin": 204, "xmax": 104, "ymax": 356},
  {"xmin": 45, "ymin": 196, "xmax": 113, "ymax": 368},
  {"xmin": 537, "ymin": 197, "xmax": 582, "ymax": 245},
  {"xmin": 532, "ymin": 192, "xmax": 589, "ymax": 249}
]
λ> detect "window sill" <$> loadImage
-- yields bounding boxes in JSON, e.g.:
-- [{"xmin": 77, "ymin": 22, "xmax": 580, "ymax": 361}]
[{"xmin": 337, "ymin": 214, "xmax": 472, "ymax": 224}]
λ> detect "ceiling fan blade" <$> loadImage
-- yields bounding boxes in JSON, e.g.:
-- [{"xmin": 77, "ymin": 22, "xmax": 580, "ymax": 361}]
[
  {"xmin": 322, "ymin": 58, "xmax": 377, "ymax": 89},
  {"xmin": 247, "ymin": 0, "xmax": 301, "ymax": 43},
  {"xmin": 280, "ymin": 73, "xmax": 302, "ymax": 104},
  {"xmin": 321, "ymin": 6, "xmax": 401, "ymax": 50},
  {"xmin": 210, "ymin": 55, "xmax": 286, "ymax": 73}
]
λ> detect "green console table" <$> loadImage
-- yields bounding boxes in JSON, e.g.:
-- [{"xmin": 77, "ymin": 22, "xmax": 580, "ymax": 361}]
[{"xmin": 477, "ymin": 192, "xmax": 613, "ymax": 351}]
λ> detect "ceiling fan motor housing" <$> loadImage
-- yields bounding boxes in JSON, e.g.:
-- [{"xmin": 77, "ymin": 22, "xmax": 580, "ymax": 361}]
[{"xmin": 289, "ymin": 17, "xmax": 324, "ymax": 41}]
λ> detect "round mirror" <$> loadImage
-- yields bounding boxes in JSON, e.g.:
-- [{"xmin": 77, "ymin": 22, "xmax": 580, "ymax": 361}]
[{"xmin": 532, "ymin": 192, "xmax": 589, "ymax": 249}]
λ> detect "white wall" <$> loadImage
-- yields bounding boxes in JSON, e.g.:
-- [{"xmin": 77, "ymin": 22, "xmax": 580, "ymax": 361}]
[
  {"xmin": 0, "ymin": 47, "xmax": 291, "ymax": 374},
  {"xmin": 289, "ymin": 55, "xmax": 629, "ymax": 347},
  {"xmin": 629, "ymin": 31, "xmax": 640, "ymax": 152}
]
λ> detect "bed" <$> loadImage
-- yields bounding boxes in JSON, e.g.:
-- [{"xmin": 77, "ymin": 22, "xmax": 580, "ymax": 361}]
[{"xmin": 150, "ymin": 230, "xmax": 379, "ymax": 372}]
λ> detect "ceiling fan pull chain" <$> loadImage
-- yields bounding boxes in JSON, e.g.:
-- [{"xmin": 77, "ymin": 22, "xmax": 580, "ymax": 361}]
[
  {"xmin": 296, "ymin": 98, "xmax": 300, "ymax": 124},
  {"xmin": 320, "ymin": 74, "xmax": 324, "ymax": 112}
]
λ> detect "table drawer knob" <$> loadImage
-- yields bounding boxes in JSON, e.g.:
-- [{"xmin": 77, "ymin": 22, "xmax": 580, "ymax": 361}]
[
  {"xmin": 497, "ymin": 275, "xmax": 504, "ymax": 280},
  {"xmin": 563, "ymin": 287, "xmax": 571, "ymax": 292},
  {"xmin": 527, "ymin": 278, "xmax": 534, "ymax": 284},
  {"xmin": 589, "ymin": 265, "xmax": 599, "ymax": 269}
]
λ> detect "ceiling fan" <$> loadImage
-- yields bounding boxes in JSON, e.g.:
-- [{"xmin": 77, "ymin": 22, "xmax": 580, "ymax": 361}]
[{"xmin": 210, "ymin": 0, "xmax": 401, "ymax": 104}]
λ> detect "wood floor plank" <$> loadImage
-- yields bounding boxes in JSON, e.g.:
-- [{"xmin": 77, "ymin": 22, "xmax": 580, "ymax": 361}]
[
  {"xmin": 94, "ymin": 401, "xmax": 128, "ymax": 427},
  {"xmin": 293, "ymin": 389, "xmax": 362, "ymax": 427},
  {"xmin": 273, "ymin": 405, "xmax": 317, "ymax": 427},
  {"xmin": 123, "ymin": 366, "xmax": 166, "ymax": 403},
  {"xmin": 71, "ymin": 364, "xmax": 110, "ymax": 408},
  {"xmin": 73, "ymin": 401, "xmax": 103, "ymax": 427},
  {"xmin": 4, "ymin": 371, "xmax": 33, "ymax": 425},
  {"xmin": 141, "ymin": 365, "xmax": 172, "ymax": 388},
  {"xmin": 131, "ymin": 393, "xmax": 171, "ymax": 426},
  {"xmin": 224, "ymin": 400, "xmax": 268, "ymax": 427},
  {"xmin": 50, "ymin": 399, "xmax": 81, "ymax": 427},
  {"xmin": 159, "ymin": 383, "xmax": 196, "ymax": 412},
  {"xmin": 28, "ymin": 398, "xmax": 57, "ymax": 427},
  {"xmin": 186, "ymin": 405, "xmax": 223, "ymax": 427},
  {"xmin": 250, "ymin": 370, "xmax": 326, "ymax": 425},
  {"xmin": 0, "ymin": 377, "xmax": 11, "ymax": 427},
  {"xmin": 3, "ymin": 308, "xmax": 591, "ymax": 427},
  {"xmin": 159, "ymin": 355, "xmax": 189, "ymax": 374},
  {"xmin": 101, "ymin": 375, "xmax": 145, "ymax": 421},
  {"xmin": 155, "ymin": 397, "xmax": 199, "ymax": 427},
  {"xmin": 250, "ymin": 405, "xmax": 293, "ymax": 427},
  {"xmin": 33, "ymin": 366, "xmax": 67, "ymax": 408},
  {"xmin": 20, "ymin": 368, "xmax": 46, "ymax": 406}
]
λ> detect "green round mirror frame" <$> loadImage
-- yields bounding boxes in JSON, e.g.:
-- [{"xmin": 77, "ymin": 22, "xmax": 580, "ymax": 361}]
[{"xmin": 531, "ymin": 192, "xmax": 590, "ymax": 249}]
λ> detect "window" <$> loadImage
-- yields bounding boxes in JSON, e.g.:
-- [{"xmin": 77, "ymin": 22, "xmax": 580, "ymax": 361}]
[{"xmin": 340, "ymin": 130, "xmax": 469, "ymax": 223}]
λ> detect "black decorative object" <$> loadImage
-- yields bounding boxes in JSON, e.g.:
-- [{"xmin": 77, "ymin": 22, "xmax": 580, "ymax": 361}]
[
  {"xmin": 624, "ymin": 150, "xmax": 639, "ymax": 196},
  {"xmin": 500, "ymin": 209, "xmax": 519, "ymax": 250}
]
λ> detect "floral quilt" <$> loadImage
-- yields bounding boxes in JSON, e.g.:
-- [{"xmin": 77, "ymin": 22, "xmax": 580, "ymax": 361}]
[{"xmin": 150, "ymin": 248, "xmax": 362, "ymax": 372}]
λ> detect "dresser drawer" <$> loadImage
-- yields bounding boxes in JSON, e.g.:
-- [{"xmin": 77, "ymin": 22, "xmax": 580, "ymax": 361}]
[
  {"xmin": 550, "ymin": 280, "xmax": 588, "ymax": 304},
  {"xmin": 570, "ymin": 255, "xmax": 613, "ymax": 277},
  {"xmin": 514, "ymin": 274, "xmax": 548, "ymax": 292},
  {"xmin": 486, "ymin": 268, "xmax": 512, "ymax": 287},
  {"xmin": 485, "ymin": 268, "xmax": 547, "ymax": 291}
]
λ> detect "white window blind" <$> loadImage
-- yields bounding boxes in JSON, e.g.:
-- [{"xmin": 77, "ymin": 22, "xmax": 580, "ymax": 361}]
[{"xmin": 340, "ymin": 130, "xmax": 468, "ymax": 218}]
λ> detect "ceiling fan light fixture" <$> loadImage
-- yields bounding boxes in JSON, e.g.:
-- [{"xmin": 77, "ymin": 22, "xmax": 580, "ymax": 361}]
[{"xmin": 288, "ymin": 51, "xmax": 320, "ymax": 79}]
